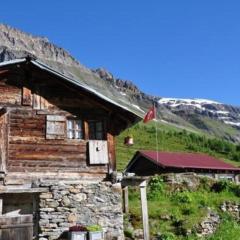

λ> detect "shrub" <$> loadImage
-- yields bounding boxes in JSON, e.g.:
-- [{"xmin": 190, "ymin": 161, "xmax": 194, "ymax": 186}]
[
  {"xmin": 148, "ymin": 176, "xmax": 164, "ymax": 199},
  {"xmin": 199, "ymin": 177, "xmax": 212, "ymax": 191},
  {"xmin": 211, "ymin": 180, "xmax": 240, "ymax": 197},
  {"xmin": 124, "ymin": 228, "xmax": 134, "ymax": 239},
  {"xmin": 211, "ymin": 180, "xmax": 231, "ymax": 193},
  {"xmin": 231, "ymin": 184, "xmax": 240, "ymax": 197},
  {"xmin": 182, "ymin": 207, "xmax": 195, "ymax": 215},
  {"xmin": 160, "ymin": 232, "xmax": 176, "ymax": 240},
  {"xmin": 174, "ymin": 192, "xmax": 192, "ymax": 204},
  {"xmin": 230, "ymin": 152, "xmax": 240, "ymax": 162}
]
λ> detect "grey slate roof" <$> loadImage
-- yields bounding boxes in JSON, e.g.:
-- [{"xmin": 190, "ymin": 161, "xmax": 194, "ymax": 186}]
[{"xmin": 0, "ymin": 58, "xmax": 143, "ymax": 120}]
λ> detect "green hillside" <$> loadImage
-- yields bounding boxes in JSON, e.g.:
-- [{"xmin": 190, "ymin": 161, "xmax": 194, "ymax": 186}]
[
  {"xmin": 116, "ymin": 121, "xmax": 240, "ymax": 171},
  {"xmin": 116, "ymin": 121, "xmax": 240, "ymax": 240}
]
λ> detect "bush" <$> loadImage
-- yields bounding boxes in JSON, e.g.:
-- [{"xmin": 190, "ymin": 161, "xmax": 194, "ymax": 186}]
[
  {"xmin": 230, "ymin": 152, "xmax": 240, "ymax": 162},
  {"xmin": 174, "ymin": 192, "xmax": 192, "ymax": 204},
  {"xmin": 199, "ymin": 177, "xmax": 212, "ymax": 191},
  {"xmin": 231, "ymin": 184, "xmax": 240, "ymax": 197},
  {"xmin": 211, "ymin": 180, "xmax": 240, "ymax": 197},
  {"xmin": 182, "ymin": 207, "xmax": 195, "ymax": 215},
  {"xmin": 211, "ymin": 180, "xmax": 231, "ymax": 193},
  {"xmin": 160, "ymin": 232, "xmax": 176, "ymax": 240},
  {"xmin": 148, "ymin": 176, "xmax": 164, "ymax": 199},
  {"xmin": 124, "ymin": 228, "xmax": 134, "ymax": 239}
]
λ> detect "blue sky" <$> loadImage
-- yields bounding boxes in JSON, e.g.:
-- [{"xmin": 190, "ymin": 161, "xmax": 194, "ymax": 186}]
[{"xmin": 1, "ymin": 1, "xmax": 240, "ymax": 105}]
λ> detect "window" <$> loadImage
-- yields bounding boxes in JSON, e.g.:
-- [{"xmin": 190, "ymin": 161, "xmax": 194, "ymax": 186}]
[
  {"xmin": 67, "ymin": 119, "xmax": 83, "ymax": 139},
  {"xmin": 88, "ymin": 120, "xmax": 104, "ymax": 140}
]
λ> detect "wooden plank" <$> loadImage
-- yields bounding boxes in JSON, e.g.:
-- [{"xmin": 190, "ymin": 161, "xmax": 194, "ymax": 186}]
[
  {"xmin": 121, "ymin": 177, "xmax": 149, "ymax": 187},
  {"xmin": 107, "ymin": 132, "xmax": 116, "ymax": 172},
  {"xmin": 33, "ymin": 93, "xmax": 41, "ymax": 110},
  {"xmin": 123, "ymin": 186, "xmax": 129, "ymax": 214},
  {"xmin": 0, "ymin": 215, "xmax": 33, "ymax": 240},
  {"xmin": 140, "ymin": 181, "xmax": 150, "ymax": 240},
  {"xmin": 46, "ymin": 115, "xmax": 65, "ymax": 121},
  {"xmin": 0, "ymin": 113, "xmax": 8, "ymax": 173},
  {"xmin": 0, "ymin": 188, "xmax": 48, "ymax": 194},
  {"xmin": 0, "ymin": 223, "xmax": 33, "ymax": 229},
  {"xmin": 0, "ymin": 198, "xmax": 2, "ymax": 215},
  {"xmin": 84, "ymin": 120, "xmax": 89, "ymax": 140}
]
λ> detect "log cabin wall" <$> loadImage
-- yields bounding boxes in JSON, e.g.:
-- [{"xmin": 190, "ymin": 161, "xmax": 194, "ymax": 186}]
[{"xmin": 0, "ymin": 66, "xmax": 120, "ymax": 178}]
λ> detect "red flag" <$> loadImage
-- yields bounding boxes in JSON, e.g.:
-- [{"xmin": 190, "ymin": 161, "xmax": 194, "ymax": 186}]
[{"xmin": 143, "ymin": 106, "xmax": 156, "ymax": 123}]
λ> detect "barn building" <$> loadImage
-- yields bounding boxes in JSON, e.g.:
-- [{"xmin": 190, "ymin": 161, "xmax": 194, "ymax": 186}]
[
  {"xmin": 0, "ymin": 57, "xmax": 142, "ymax": 240},
  {"xmin": 125, "ymin": 151, "xmax": 240, "ymax": 183}
]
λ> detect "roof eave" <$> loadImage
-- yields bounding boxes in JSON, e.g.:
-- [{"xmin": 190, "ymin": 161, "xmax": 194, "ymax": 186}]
[{"xmin": 0, "ymin": 58, "xmax": 143, "ymax": 124}]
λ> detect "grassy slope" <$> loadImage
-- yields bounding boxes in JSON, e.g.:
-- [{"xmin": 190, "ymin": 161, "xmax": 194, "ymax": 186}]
[
  {"xmin": 127, "ymin": 179, "xmax": 240, "ymax": 240},
  {"xmin": 116, "ymin": 121, "xmax": 240, "ymax": 239},
  {"xmin": 116, "ymin": 121, "xmax": 240, "ymax": 171}
]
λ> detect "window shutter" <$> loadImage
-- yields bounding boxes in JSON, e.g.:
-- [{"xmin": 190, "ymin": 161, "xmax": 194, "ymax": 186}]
[
  {"xmin": 22, "ymin": 87, "xmax": 32, "ymax": 106},
  {"xmin": 46, "ymin": 115, "xmax": 66, "ymax": 139},
  {"xmin": 89, "ymin": 140, "xmax": 109, "ymax": 164},
  {"xmin": 33, "ymin": 88, "xmax": 48, "ymax": 110}
]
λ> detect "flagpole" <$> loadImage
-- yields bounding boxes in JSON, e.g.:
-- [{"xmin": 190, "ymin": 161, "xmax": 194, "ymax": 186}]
[{"xmin": 154, "ymin": 102, "xmax": 159, "ymax": 165}]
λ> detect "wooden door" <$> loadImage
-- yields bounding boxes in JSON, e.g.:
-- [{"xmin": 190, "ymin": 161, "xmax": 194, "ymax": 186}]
[{"xmin": 0, "ymin": 215, "xmax": 33, "ymax": 240}]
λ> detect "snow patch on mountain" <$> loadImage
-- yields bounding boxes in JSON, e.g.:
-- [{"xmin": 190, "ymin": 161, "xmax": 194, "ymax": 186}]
[
  {"xmin": 158, "ymin": 97, "xmax": 229, "ymax": 115},
  {"xmin": 158, "ymin": 98, "xmax": 221, "ymax": 106},
  {"xmin": 224, "ymin": 121, "xmax": 240, "ymax": 127},
  {"xmin": 158, "ymin": 97, "xmax": 240, "ymax": 130}
]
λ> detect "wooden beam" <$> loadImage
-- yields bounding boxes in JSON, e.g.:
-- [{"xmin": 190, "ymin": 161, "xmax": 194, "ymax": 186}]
[
  {"xmin": 0, "ymin": 198, "xmax": 2, "ymax": 215},
  {"xmin": 121, "ymin": 176, "xmax": 149, "ymax": 187},
  {"xmin": 140, "ymin": 181, "xmax": 150, "ymax": 240},
  {"xmin": 0, "ymin": 70, "xmax": 9, "ymax": 75},
  {"xmin": 84, "ymin": 120, "xmax": 89, "ymax": 140},
  {"xmin": 0, "ymin": 188, "xmax": 48, "ymax": 194},
  {"xmin": 123, "ymin": 186, "xmax": 129, "ymax": 214}
]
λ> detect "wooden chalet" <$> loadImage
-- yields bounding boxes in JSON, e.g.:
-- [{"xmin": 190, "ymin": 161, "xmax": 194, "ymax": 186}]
[{"xmin": 0, "ymin": 57, "xmax": 142, "ymax": 240}]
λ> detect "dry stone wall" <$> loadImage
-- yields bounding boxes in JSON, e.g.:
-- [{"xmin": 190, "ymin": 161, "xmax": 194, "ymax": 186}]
[
  {"xmin": 220, "ymin": 201, "xmax": 240, "ymax": 220},
  {"xmin": 38, "ymin": 181, "xmax": 124, "ymax": 240},
  {"xmin": 196, "ymin": 210, "xmax": 220, "ymax": 237}
]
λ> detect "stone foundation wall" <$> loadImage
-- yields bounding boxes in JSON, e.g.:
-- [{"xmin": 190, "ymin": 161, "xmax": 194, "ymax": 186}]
[{"xmin": 38, "ymin": 180, "xmax": 124, "ymax": 240}]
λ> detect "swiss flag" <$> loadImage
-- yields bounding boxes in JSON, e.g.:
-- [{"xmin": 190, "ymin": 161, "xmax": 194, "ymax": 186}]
[{"xmin": 143, "ymin": 106, "xmax": 156, "ymax": 123}]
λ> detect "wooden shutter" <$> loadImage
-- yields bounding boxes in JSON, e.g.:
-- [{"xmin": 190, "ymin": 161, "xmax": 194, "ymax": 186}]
[
  {"xmin": 33, "ymin": 88, "xmax": 48, "ymax": 110},
  {"xmin": 89, "ymin": 140, "xmax": 109, "ymax": 164},
  {"xmin": 33, "ymin": 92, "xmax": 41, "ymax": 110},
  {"xmin": 46, "ymin": 115, "xmax": 66, "ymax": 139},
  {"xmin": 22, "ymin": 87, "xmax": 32, "ymax": 106}
]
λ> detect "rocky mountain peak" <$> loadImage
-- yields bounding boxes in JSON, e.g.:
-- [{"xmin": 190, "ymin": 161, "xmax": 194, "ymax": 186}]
[
  {"xmin": 0, "ymin": 24, "xmax": 80, "ymax": 66},
  {"xmin": 93, "ymin": 67, "xmax": 141, "ymax": 94}
]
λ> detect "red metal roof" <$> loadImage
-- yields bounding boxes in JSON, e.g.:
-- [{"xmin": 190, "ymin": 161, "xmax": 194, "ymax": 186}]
[{"xmin": 138, "ymin": 151, "xmax": 240, "ymax": 171}]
